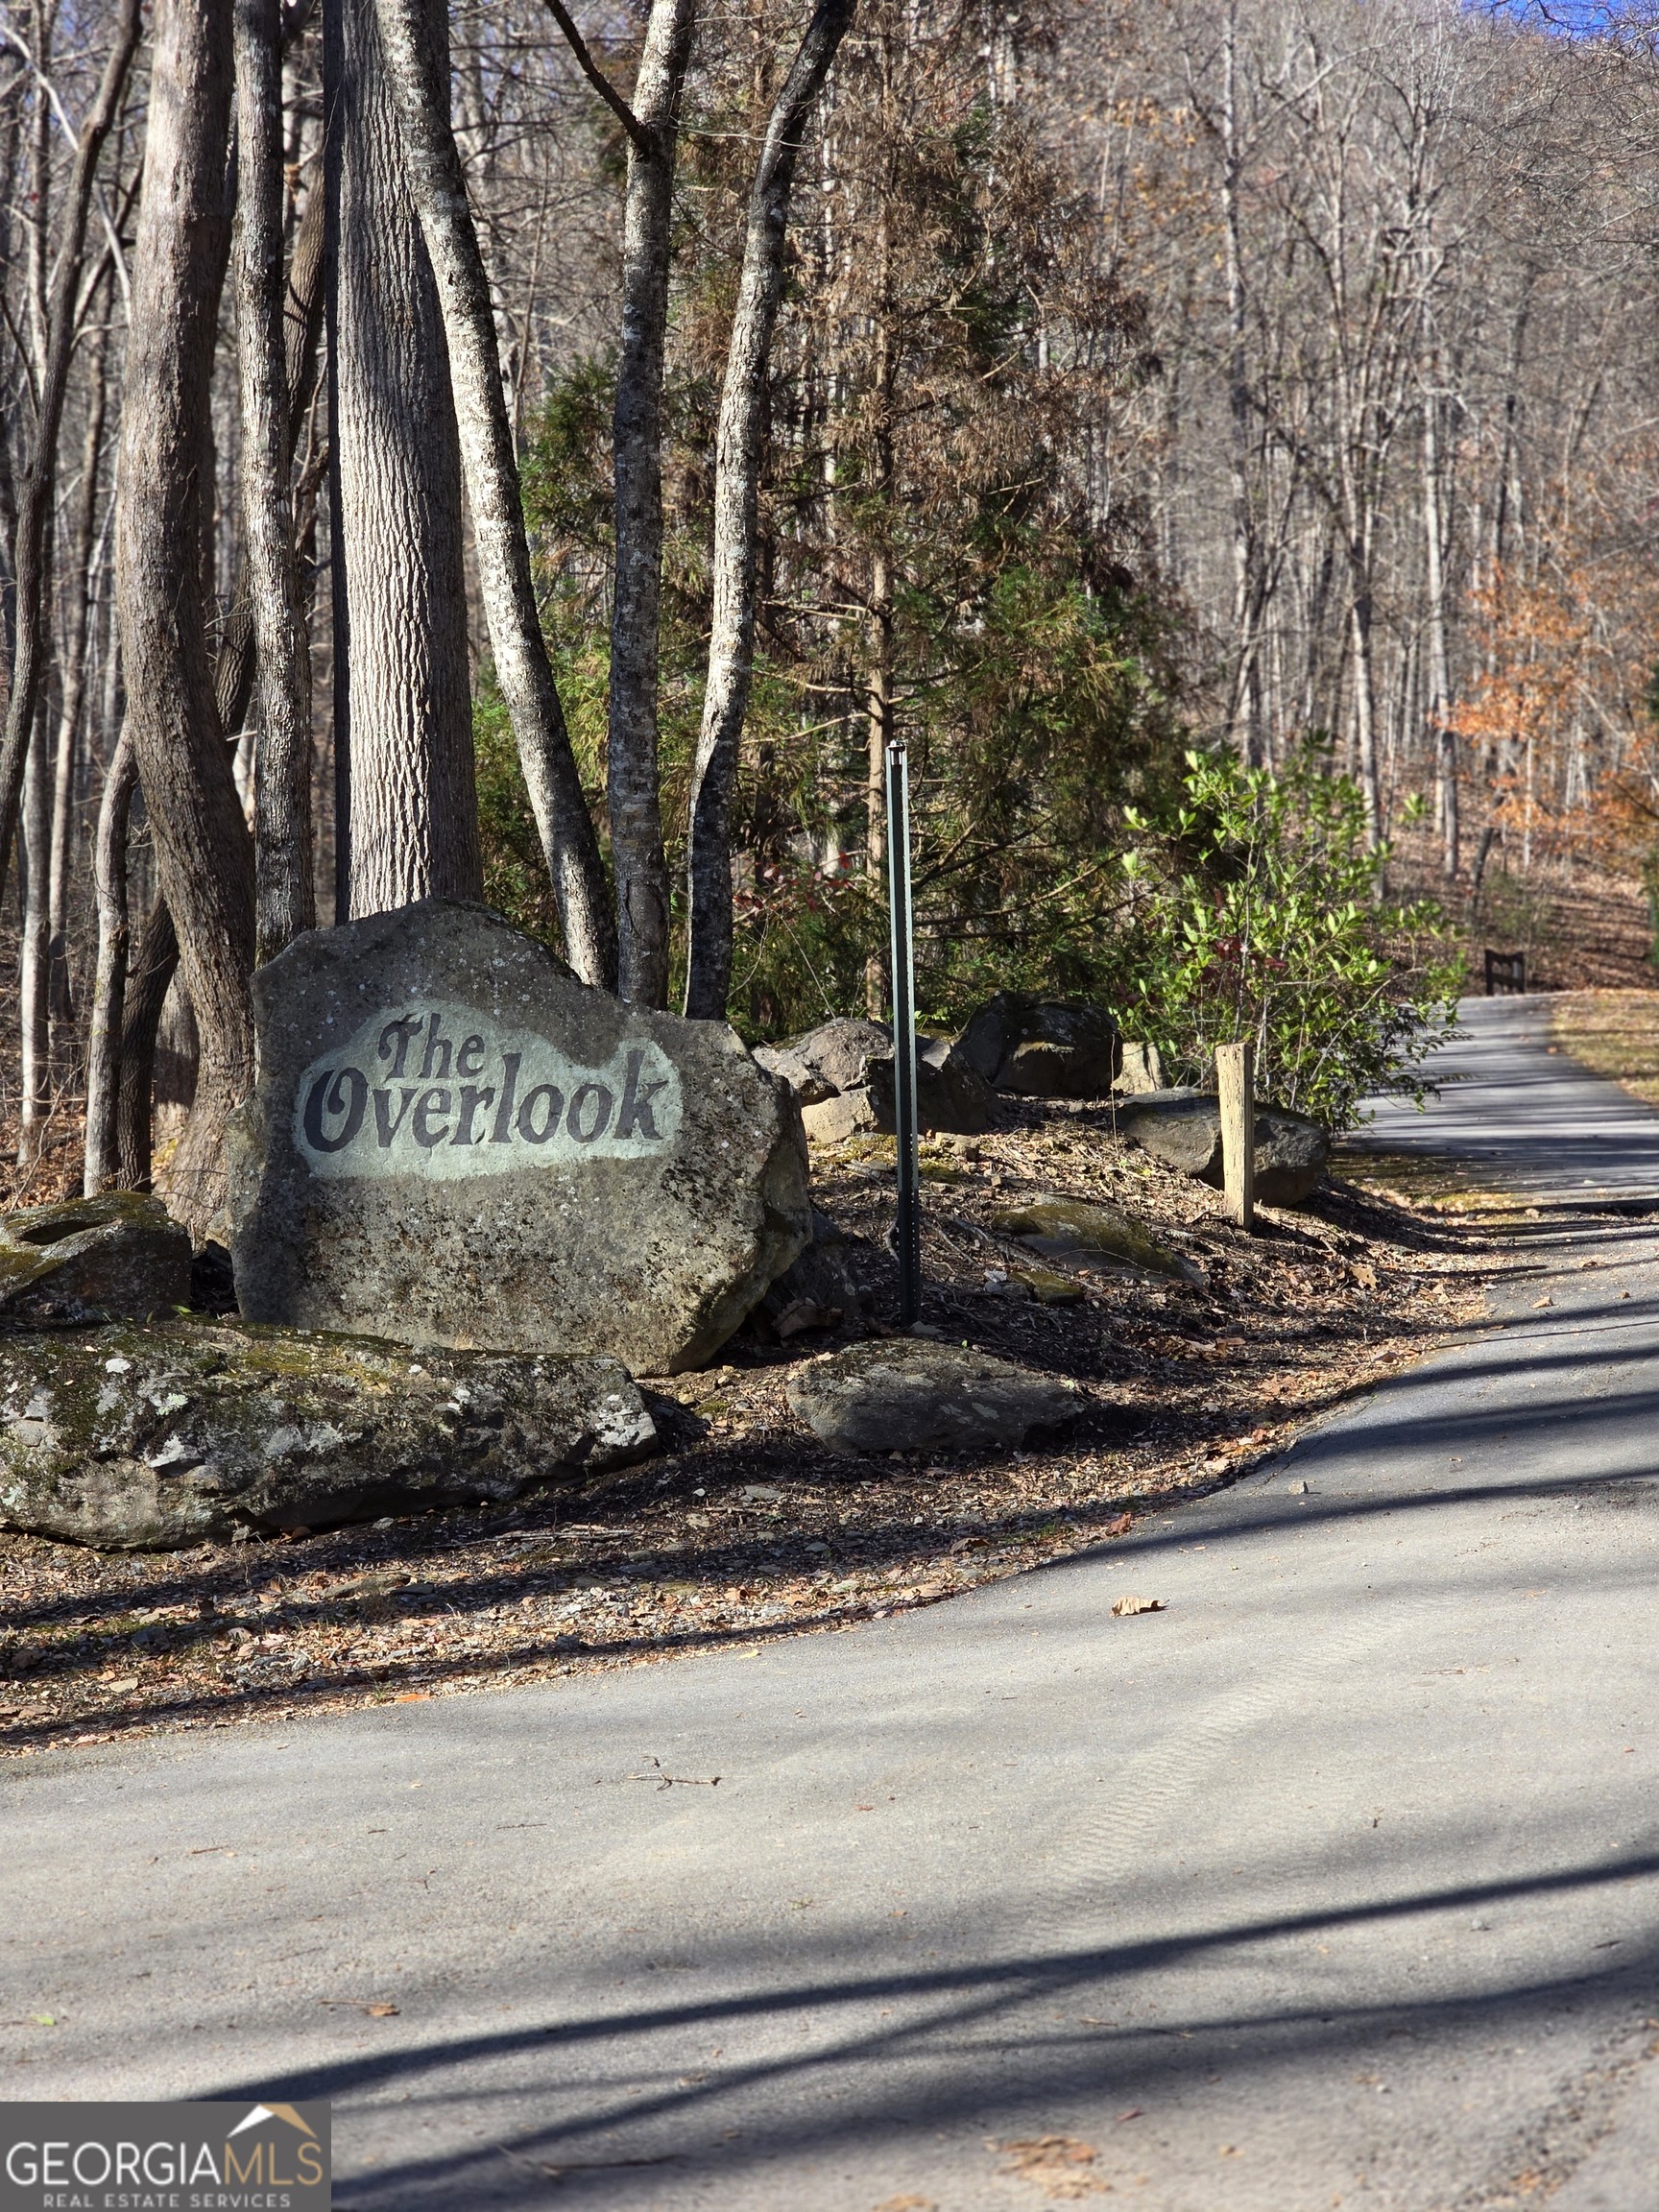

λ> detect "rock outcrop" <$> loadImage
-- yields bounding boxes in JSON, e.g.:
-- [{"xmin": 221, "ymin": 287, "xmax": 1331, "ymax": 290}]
[{"xmin": 0, "ymin": 1320, "xmax": 657, "ymax": 1549}]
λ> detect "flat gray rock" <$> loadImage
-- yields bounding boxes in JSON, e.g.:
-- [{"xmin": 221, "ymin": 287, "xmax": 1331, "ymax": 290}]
[
  {"xmin": 0, "ymin": 1320, "xmax": 656, "ymax": 1549},
  {"xmin": 785, "ymin": 1339, "xmax": 1082, "ymax": 1457},
  {"xmin": 990, "ymin": 1194, "xmax": 1203, "ymax": 1284},
  {"xmin": 0, "ymin": 1193, "xmax": 190, "ymax": 1324},
  {"xmin": 1114, "ymin": 1088, "xmax": 1330, "ymax": 1204},
  {"xmin": 227, "ymin": 901, "xmax": 810, "ymax": 1374}
]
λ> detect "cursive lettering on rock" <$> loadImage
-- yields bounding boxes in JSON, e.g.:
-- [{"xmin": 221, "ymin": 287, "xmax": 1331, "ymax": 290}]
[{"xmin": 293, "ymin": 1002, "xmax": 682, "ymax": 1180}]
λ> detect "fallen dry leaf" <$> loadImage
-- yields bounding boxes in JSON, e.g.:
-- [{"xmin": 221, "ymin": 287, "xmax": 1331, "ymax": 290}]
[
  {"xmin": 1111, "ymin": 1595, "xmax": 1165, "ymax": 1617},
  {"xmin": 997, "ymin": 2135, "xmax": 1109, "ymax": 2200},
  {"xmin": 872, "ymin": 2198, "xmax": 937, "ymax": 2211}
]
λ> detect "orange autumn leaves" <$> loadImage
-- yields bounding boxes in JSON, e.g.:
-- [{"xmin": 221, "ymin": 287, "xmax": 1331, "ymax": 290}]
[{"xmin": 1451, "ymin": 542, "xmax": 1659, "ymax": 869}]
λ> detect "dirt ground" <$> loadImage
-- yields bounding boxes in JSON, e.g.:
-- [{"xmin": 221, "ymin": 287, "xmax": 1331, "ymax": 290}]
[
  {"xmin": 1550, "ymin": 988, "xmax": 1659, "ymax": 1106},
  {"xmin": 0, "ymin": 1095, "xmax": 1527, "ymax": 1762},
  {"xmin": 1389, "ymin": 830, "xmax": 1655, "ymax": 993}
]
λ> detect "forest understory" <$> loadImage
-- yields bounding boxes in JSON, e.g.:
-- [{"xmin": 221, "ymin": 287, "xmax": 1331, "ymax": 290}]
[{"xmin": 0, "ymin": 1095, "xmax": 1527, "ymax": 1761}]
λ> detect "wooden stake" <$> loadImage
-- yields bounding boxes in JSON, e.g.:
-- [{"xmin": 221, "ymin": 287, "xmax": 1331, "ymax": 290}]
[{"xmin": 1216, "ymin": 1040, "xmax": 1256, "ymax": 1230}]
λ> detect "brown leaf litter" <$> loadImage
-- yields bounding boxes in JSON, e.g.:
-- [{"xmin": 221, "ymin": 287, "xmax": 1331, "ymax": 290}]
[{"xmin": 1, "ymin": 1095, "xmax": 1523, "ymax": 1759}]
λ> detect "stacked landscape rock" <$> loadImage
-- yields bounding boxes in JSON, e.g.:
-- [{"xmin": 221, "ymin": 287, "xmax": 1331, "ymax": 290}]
[
  {"xmin": 956, "ymin": 993, "xmax": 1120, "ymax": 1096},
  {"xmin": 756, "ymin": 1016, "xmax": 992, "ymax": 1139}
]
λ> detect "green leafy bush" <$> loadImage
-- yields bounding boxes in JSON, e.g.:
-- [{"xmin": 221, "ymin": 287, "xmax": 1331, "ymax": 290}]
[{"xmin": 1118, "ymin": 746, "xmax": 1464, "ymax": 1128}]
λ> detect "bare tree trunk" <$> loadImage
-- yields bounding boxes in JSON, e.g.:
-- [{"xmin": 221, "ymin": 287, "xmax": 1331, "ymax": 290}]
[
  {"xmin": 683, "ymin": 0, "xmax": 855, "ymax": 1021},
  {"xmin": 608, "ymin": 0, "xmax": 697, "ymax": 1007},
  {"xmin": 1350, "ymin": 582, "xmax": 1382, "ymax": 854},
  {"xmin": 84, "ymin": 724, "xmax": 135, "ymax": 1194},
  {"xmin": 47, "ymin": 323, "xmax": 110, "ymax": 1063},
  {"xmin": 326, "ymin": 0, "xmax": 480, "ymax": 920},
  {"xmin": 115, "ymin": 0, "xmax": 256, "ymax": 1242},
  {"xmin": 216, "ymin": 183, "xmax": 326, "ymax": 750},
  {"xmin": 1422, "ymin": 383, "xmax": 1458, "ymax": 879},
  {"xmin": 17, "ymin": 711, "xmax": 50, "ymax": 1167},
  {"xmin": 0, "ymin": 0, "xmax": 141, "ymax": 907},
  {"xmin": 115, "ymin": 901, "xmax": 180, "ymax": 1191},
  {"xmin": 1219, "ymin": 0, "xmax": 1260, "ymax": 767},
  {"xmin": 237, "ymin": 0, "xmax": 315, "ymax": 965},
  {"xmin": 108, "ymin": 202, "xmax": 325, "ymax": 1192},
  {"xmin": 373, "ymin": 0, "xmax": 616, "ymax": 982}
]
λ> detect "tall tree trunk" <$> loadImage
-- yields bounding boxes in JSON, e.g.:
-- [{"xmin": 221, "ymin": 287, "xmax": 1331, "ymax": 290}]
[
  {"xmin": 1422, "ymin": 385, "xmax": 1458, "ymax": 880},
  {"xmin": 115, "ymin": 900, "xmax": 180, "ymax": 1191},
  {"xmin": 608, "ymin": 0, "xmax": 697, "ymax": 1008},
  {"xmin": 236, "ymin": 0, "xmax": 315, "ymax": 965},
  {"xmin": 115, "ymin": 0, "xmax": 255, "ymax": 1242},
  {"xmin": 683, "ymin": 0, "xmax": 855, "ymax": 1021},
  {"xmin": 215, "ymin": 182, "xmax": 326, "ymax": 751},
  {"xmin": 325, "ymin": 0, "xmax": 480, "ymax": 919},
  {"xmin": 0, "ymin": 0, "xmax": 141, "ymax": 908},
  {"xmin": 373, "ymin": 0, "xmax": 616, "ymax": 982},
  {"xmin": 1350, "ymin": 581, "xmax": 1382, "ymax": 855},
  {"xmin": 109, "ymin": 204, "xmax": 325, "ymax": 1196},
  {"xmin": 84, "ymin": 724, "xmax": 135, "ymax": 1194},
  {"xmin": 17, "ymin": 712, "xmax": 50, "ymax": 1167},
  {"xmin": 48, "ymin": 323, "xmax": 110, "ymax": 1062},
  {"xmin": 1218, "ymin": 0, "xmax": 1261, "ymax": 767}
]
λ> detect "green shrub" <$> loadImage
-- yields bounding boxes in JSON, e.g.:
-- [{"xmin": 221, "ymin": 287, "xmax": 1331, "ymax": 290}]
[{"xmin": 1118, "ymin": 746, "xmax": 1465, "ymax": 1129}]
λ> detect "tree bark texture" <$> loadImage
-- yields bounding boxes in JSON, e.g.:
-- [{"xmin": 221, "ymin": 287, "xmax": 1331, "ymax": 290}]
[
  {"xmin": 115, "ymin": 0, "xmax": 256, "ymax": 1242},
  {"xmin": 18, "ymin": 712, "xmax": 51, "ymax": 1166},
  {"xmin": 84, "ymin": 724, "xmax": 136, "ymax": 1195},
  {"xmin": 1422, "ymin": 385, "xmax": 1458, "ymax": 879},
  {"xmin": 236, "ymin": 0, "xmax": 316, "ymax": 964},
  {"xmin": 49, "ymin": 324, "xmax": 111, "ymax": 1052},
  {"xmin": 0, "ymin": 0, "xmax": 141, "ymax": 908},
  {"xmin": 683, "ymin": 0, "xmax": 855, "ymax": 1021},
  {"xmin": 215, "ymin": 181, "xmax": 326, "ymax": 749},
  {"xmin": 608, "ymin": 0, "xmax": 697, "ymax": 1008},
  {"xmin": 115, "ymin": 900, "xmax": 181, "ymax": 1192},
  {"xmin": 326, "ymin": 0, "xmax": 481, "ymax": 920},
  {"xmin": 373, "ymin": 0, "xmax": 615, "ymax": 982}
]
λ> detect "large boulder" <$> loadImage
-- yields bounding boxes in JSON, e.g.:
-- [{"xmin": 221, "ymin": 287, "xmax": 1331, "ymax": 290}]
[
  {"xmin": 955, "ymin": 993, "xmax": 1120, "ymax": 1097},
  {"xmin": 1113, "ymin": 1089, "xmax": 1330, "ymax": 1206},
  {"xmin": 0, "ymin": 1320, "xmax": 656, "ymax": 1549},
  {"xmin": 227, "ymin": 900, "xmax": 810, "ymax": 1375},
  {"xmin": 761, "ymin": 1017, "xmax": 992, "ymax": 1139},
  {"xmin": 0, "ymin": 1194, "xmax": 191, "ymax": 1324},
  {"xmin": 991, "ymin": 1196, "xmax": 1203, "ymax": 1286},
  {"xmin": 785, "ymin": 1339, "xmax": 1082, "ymax": 1457}
]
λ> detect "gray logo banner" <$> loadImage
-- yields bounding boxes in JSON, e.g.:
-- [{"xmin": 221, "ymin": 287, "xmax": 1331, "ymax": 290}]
[{"xmin": 0, "ymin": 2101, "xmax": 330, "ymax": 2211}]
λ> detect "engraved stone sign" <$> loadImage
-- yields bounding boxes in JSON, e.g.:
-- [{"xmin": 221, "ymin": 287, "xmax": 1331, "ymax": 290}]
[{"xmin": 228, "ymin": 901, "xmax": 811, "ymax": 1374}]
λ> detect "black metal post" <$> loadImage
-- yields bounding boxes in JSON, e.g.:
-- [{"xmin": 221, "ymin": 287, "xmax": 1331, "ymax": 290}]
[{"xmin": 885, "ymin": 737, "xmax": 922, "ymax": 1325}]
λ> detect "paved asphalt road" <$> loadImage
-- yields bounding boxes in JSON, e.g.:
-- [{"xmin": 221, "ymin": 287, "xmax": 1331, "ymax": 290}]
[{"xmin": 8, "ymin": 998, "xmax": 1659, "ymax": 2211}]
